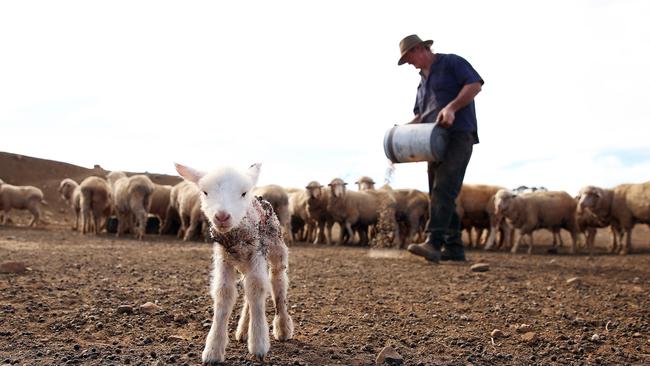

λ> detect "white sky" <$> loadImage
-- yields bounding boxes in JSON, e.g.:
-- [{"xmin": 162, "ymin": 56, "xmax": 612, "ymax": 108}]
[{"xmin": 1, "ymin": 0, "xmax": 649, "ymax": 195}]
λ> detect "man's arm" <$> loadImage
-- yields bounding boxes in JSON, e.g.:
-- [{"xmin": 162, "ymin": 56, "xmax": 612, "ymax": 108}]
[{"xmin": 436, "ymin": 82, "xmax": 482, "ymax": 127}]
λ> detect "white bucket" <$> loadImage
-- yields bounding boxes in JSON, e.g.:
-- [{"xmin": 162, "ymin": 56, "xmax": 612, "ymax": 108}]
[{"xmin": 383, "ymin": 123, "xmax": 448, "ymax": 163}]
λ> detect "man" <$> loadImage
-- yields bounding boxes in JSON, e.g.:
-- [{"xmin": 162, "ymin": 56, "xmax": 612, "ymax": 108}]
[{"xmin": 398, "ymin": 34, "xmax": 483, "ymax": 263}]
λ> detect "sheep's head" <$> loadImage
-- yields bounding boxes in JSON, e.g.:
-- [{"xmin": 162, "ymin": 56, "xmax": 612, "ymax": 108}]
[
  {"xmin": 175, "ymin": 162, "xmax": 261, "ymax": 233},
  {"xmin": 58, "ymin": 179, "xmax": 76, "ymax": 201},
  {"xmin": 305, "ymin": 181, "xmax": 323, "ymax": 200},
  {"xmin": 576, "ymin": 186, "xmax": 603, "ymax": 214},
  {"xmin": 355, "ymin": 176, "xmax": 375, "ymax": 191},
  {"xmin": 328, "ymin": 178, "xmax": 347, "ymax": 198},
  {"xmin": 494, "ymin": 189, "xmax": 516, "ymax": 217}
]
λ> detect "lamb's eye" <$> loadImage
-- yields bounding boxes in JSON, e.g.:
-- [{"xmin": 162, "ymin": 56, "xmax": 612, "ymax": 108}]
[
  {"xmin": 241, "ymin": 191, "xmax": 247, "ymax": 198},
  {"xmin": 203, "ymin": 191, "xmax": 208, "ymax": 196}
]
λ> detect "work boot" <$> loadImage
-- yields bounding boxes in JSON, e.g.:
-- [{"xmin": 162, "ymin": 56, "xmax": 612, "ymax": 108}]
[
  {"xmin": 407, "ymin": 239, "xmax": 441, "ymax": 263},
  {"xmin": 441, "ymin": 230, "xmax": 466, "ymax": 261},
  {"xmin": 440, "ymin": 245, "xmax": 466, "ymax": 261}
]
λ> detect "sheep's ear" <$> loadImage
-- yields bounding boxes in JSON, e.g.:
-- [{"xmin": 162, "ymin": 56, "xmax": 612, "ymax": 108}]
[
  {"xmin": 247, "ymin": 163, "xmax": 261, "ymax": 185},
  {"xmin": 175, "ymin": 163, "xmax": 205, "ymax": 184}
]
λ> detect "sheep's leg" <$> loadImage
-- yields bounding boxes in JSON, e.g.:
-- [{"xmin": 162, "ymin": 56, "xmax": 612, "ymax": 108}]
[
  {"xmin": 527, "ymin": 232, "xmax": 534, "ymax": 255},
  {"xmin": 159, "ymin": 206, "xmax": 175, "ymax": 235},
  {"xmin": 511, "ymin": 230, "xmax": 525, "ymax": 254},
  {"xmin": 235, "ymin": 298, "xmax": 249, "ymax": 342},
  {"xmin": 314, "ymin": 222, "xmax": 324, "ymax": 244},
  {"xmin": 269, "ymin": 244, "xmax": 294, "ymax": 341},
  {"xmin": 620, "ymin": 228, "xmax": 632, "ymax": 255},
  {"xmin": 73, "ymin": 209, "xmax": 80, "ymax": 231},
  {"xmin": 344, "ymin": 222, "xmax": 354, "ymax": 244},
  {"xmin": 202, "ymin": 253, "xmax": 237, "ymax": 364},
  {"xmin": 608, "ymin": 227, "xmax": 618, "ymax": 253},
  {"xmin": 133, "ymin": 207, "xmax": 146, "ymax": 240},
  {"xmin": 568, "ymin": 228, "xmax": 577, "ymax": 255},
  {"xmin": 28, "ymin": 204, "xmax": 40, "ymax": 227},
  {"xmin": 92, "ymin": 208, "xmax": 101, "ymax": 235},
  {"xmin": 244, "ymin": 257, "xmax": 270, "ymax": 360},
  {"xmin": 81, "ymin": 205, "xmax": 90, "ymax": 234},
  {"xmin": 116, "ymin": 211, "xmax": 125, "ymax": 237},
  {"xmin": 177, "ymin": 214, "xmax": 188, "ymax": 239},
  {"xmin": 325, "ymin": 222, "xmax": 333, "ymax": 245},
  {"xmin": 183, "ymin": 213, "xmax": 200, "ymax": 242},
  {"xmin": 586, "ymin": 227, "xmax": 596, "ymax": 258},
  {"xmin": 484, "ymin": 225, "xmax": 497, "ymax": 250}
]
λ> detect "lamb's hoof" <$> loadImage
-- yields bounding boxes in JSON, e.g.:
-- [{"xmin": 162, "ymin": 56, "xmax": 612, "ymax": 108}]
[
  {"xmin": 248, "ymin": 338, "xmax": 269, "ymax": 361},
  {"xmin": 273, "ymin": 315, "xmax": 294, "ymax": 341},
  {"xmin": 235, "ymin": 330, "xmax": 248, "ymax": 342},
  {"xmin": 251, "ymin": 353, "xmax": 265, "ymax": 363},
  {"xmin": 202, "ymin": 347, "xmax": 225, "ymax": 365}
]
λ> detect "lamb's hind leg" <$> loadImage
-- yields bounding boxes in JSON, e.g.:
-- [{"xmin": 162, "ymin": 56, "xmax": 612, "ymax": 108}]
[
  {"xmin": 202, "ymin": 251, "xmax": 237, "ymax": 364},
  {"xmin": 269, "ymin": 243, "xmax": 294, "ymax": 341},
  {"xmin": 244, "ymin": 256, "xmax": 271, "ymax": 360},
  {"xmin": 235, "ymin": 298, "xmax": 249, "ymax": 342}
]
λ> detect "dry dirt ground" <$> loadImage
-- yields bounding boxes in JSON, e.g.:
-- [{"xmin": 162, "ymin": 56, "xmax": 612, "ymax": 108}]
[
  {"xmin": 1, "ymin": 225, "xmax": 650, "ymax": 366},
  {"xmin": 1, "ymin": 152, "xmax": 650, "ymax": 365}
]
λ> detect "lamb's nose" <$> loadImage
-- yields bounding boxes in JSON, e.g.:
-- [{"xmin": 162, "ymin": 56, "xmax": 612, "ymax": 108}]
[{"xmin": 215, "ymin": 212, "xmax": 231, "ymax": 223}]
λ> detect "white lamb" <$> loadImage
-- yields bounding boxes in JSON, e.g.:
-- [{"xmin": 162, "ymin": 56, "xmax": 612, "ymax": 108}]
[{"xmin": 175, "ymin": 162, "xmax": 294, "ymax": 364}]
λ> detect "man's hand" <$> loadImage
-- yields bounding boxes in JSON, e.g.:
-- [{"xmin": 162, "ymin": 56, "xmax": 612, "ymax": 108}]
[
  {"xmin": 436, "ymin": 107, "xmax": 455, "ymax": 128},
  {"xmin": 436, "ymin": 81, "xmax": 482, "ymax": 128},
  {"xmin": 407, "ymin": 113, "xmax": 422, "ymax": 124}
]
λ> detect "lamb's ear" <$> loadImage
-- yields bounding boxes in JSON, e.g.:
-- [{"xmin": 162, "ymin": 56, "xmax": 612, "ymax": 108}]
[
  {"xmin": 247, "ymin": 163, "xmax": 261, "ymax": 185},
  {"xmin": 175, "ymin": 163, "xmax": 205, "ymax": 184}
]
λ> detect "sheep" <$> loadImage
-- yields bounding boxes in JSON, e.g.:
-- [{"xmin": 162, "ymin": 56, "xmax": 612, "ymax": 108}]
[
  {"xmin": 575, "ymin": 185, "xmax": 620, "ymax": 256},
  {"xmin": 355, "ymin": 176, "xmax": 376, "ymax": 191},
  {"xmin": 0, "ymin": 179, "xmax": 46, "ymax": 227},
  {"xmin": 493, "ymin": 189, "xmax": 578, "ymax": 254},
  {"xmin": 287, "ymin": 187, "xmax": 314, "ymax": 242},
  {"xmin": 106, "ymin": 171, "xmax": 155, "ymax": 240},
  {"xmin": 392, "ymin": 188, "xmax": 430, "ymax": 247},
  {"xmin": 175, "ymin": 162, "xmax": 293, "ymax": 363},
  {"xmin": 165, "ymin": 180, "xmax": 206, "ymax": 241},
  {"xmin": 79, "ymin": 176, "xmax": 113, "ymax": 235},
  {"xmin": 356, "ymin": 177, "xmax": 429, "ymax": 247},
  {"xmin": 327, "ymin": 178, "xmax": 386, "ymax": 245},
  {"xmin": 353, "ymin": 176, "xmax": 400, "ymax": 247},
  {"xmin": 58, "ymin": 178, "xmax": 82, "ymax": 230},
  {"xmin": 253, "ymin": 184, "xmax": 293, "ymax": 244},
  {"xmin": 149, "ymin": 183, "xmax": 173, "ymax": 233},
  {"xmin": 305, "ymin": 181, "xmax": 334, "ymax": 244},
  {"xmin": 456, "ymin": 184, "xmax": 509, "ymax": 249},
  {"xmin": 609, "ymin": 181, "xmax": 650, "ymax": 255}
]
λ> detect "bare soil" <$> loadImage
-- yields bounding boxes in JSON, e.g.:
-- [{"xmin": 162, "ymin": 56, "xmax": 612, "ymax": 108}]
[{"xmin": 1, "ymin": 152, "xmax": 649, "ymax": 365}]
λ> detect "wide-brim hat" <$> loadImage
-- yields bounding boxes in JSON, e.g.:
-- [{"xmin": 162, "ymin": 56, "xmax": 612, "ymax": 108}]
[{"xmin": 398, "ymin": 34, "xmax": 433, "ymax": 66}]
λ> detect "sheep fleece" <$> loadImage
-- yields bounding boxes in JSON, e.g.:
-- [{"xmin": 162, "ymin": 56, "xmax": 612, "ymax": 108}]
[{"xmin": 209, "ymin": 197, "xmax": 281, "ymax": 261}]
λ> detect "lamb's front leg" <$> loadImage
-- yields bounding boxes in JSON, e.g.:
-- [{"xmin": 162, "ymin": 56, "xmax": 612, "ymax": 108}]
[
  {"xmin": 202, "ymin": 253, "xmax": 237, "ymax": 364},
  {"xmin": 244, "ymin": 256, "xmax": 271, "ymax": 360},
  {"xmin": 269, "ymin": 244, "xmax": 294, "ymax": 341}
]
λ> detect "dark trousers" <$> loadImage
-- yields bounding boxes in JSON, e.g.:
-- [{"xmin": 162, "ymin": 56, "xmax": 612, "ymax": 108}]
[{"xmin": 426, "ymin": 131, "xmax": 474, "ymax": 249}]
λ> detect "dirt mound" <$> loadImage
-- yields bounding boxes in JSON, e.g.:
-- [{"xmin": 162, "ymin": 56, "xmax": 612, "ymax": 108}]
[{"xmin": 0, "ymin": 151, "xmax": 181, "ymax": 226}]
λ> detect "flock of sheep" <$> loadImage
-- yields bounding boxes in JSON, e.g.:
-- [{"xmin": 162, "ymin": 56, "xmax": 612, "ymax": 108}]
[{"xmin": 1, "ymin": 173, "xmax": 649, "ymax": 256}]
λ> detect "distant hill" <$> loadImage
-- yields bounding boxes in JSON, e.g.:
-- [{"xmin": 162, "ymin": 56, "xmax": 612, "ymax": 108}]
[{"xmin": 0, "ymin": 151, "xmax": 182, "ymax": 226}]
